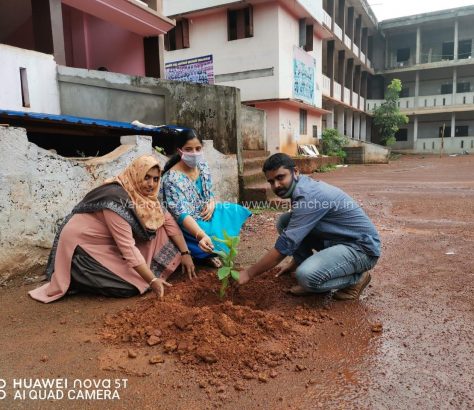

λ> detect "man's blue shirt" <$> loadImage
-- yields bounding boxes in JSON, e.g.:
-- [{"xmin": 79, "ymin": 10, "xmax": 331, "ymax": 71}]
[{"xmin": 275, "ymin": 175, "xmax": 381, "ymax": 257}]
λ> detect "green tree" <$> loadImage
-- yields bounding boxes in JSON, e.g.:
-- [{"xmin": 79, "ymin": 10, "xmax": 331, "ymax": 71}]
[
  {"xmin": 373, "ymin": 79, "xmax": 409, "ymax": 146},
  {"xmin": 321, "ymin": 128, "xmax": 348, "ymax": 158}
]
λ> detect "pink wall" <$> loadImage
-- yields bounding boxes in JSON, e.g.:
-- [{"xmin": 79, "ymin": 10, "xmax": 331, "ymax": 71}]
[{"xmin": 62, "ymin": 4, "xmax": 145, "ymax": 76}]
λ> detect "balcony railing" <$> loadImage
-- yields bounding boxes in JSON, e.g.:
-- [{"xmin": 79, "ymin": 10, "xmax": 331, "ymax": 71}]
[
  {"xmin": 360, "ymin": 51, "xmax": 366, "ymax": 65},
  {"xmin": 322, "ymin": 10, "xmax": 332, "ymax": 28},
  {"xmin": 353, "ymin": 44, "xmax": 359, "ymax": 57},
  {"xmin": 322, "ymin": 75, "xmax": 331, "ymax": 96},
  {"xmin": 352, "ymin": 91, "xmax": 359, "ymax": 108},
  {"xmin": 420, "ymin": 94, "xmax": 453, "ymax": 108},
  {"xmin": 367, "ymin": 58, "xmax": 372, "ymax": 69},
  {"xmin": 334, "ymin": 81, "xmax": 342, "ymax": 101},
  {"xmin": 334, "ymin": 23, "xmax": 343, "ymax": 41},
  {"xmin": 359, "ymin": 96, "xmax": 365, "ymax": 111},
  {"xmin": 344, "ymin": 87, "xmax": 351, "ymax": 104},
  {"xmin": 367, "ymin": 92, "xmax": 474, "ymax": 111},
  {"xmin": 344, "ymin": 34, "xmax": 351, "ymax": 49},
  {"xmin": 455, "ymin": 92, "xmax": 474, "ymax": 105}
]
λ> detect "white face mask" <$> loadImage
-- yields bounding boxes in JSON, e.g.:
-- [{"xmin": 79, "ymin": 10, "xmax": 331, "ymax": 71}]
[{"xmin": 179, "ymin": 150, "xmax": 204, "ymax": 168}]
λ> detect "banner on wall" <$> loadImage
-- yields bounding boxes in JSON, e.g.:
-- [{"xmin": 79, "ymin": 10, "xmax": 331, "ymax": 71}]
[
  {"xmin": 292, "ymin": 46, "xmax": 316, "ymax": 105},
  {"xmin": 165, "ymin": 55, "xmax": 214, "ymax": 84}
]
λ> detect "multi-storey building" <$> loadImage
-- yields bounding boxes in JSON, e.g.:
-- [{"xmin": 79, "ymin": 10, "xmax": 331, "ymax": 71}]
[
  {"xmin": 163, "ymin": 1, "xmax": 474, "ymax": 155},
  {"xmin": 162, "ymin": 0, "xmax": 333, "ymax": 154},
  {"xmin": 0, "ymin": 0, "xmax": 174, "ymax": 78},
  {"xmin": 367, "ymin": 6, "xmax": 474, "ymax": 153},
  {"xmin": 320, "ymin": 0, "xmax": 378, "ymax": 143}
]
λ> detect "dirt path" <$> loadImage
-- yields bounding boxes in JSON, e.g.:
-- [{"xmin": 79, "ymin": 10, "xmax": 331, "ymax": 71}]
[{"xmin": 0, "ymin": 155, "xmax": 473, "ymax": 409}]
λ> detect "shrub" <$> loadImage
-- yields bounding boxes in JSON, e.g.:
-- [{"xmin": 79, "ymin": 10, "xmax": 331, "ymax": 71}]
[{"xmin": 321, "ymin": 128, "xmax": 348, "ymax": 158}]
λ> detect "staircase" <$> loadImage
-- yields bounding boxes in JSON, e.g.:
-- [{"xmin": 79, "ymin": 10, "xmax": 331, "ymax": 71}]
[{"xmin": 240, "ymin": 150, "xmax": 289, "ymax": 207}]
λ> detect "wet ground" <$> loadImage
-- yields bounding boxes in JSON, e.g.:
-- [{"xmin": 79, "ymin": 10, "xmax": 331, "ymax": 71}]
[{"xmin": 0, "ymin": 155, "xmax": 473, "ymax": 409}]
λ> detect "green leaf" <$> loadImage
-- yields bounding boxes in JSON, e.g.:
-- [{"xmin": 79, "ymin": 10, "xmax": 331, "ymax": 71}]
[
  {"xmin": 231, "ymin": 270, "xmax": 240, "ymax": 281},
  {"xmin": 217, "ymin": 267, "xmax": 231, "ymax": 280}
]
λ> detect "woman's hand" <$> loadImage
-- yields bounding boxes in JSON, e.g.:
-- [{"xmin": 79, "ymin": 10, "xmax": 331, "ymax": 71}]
[
  {"xmin": 150, "ymin": 277, "xmax": 172, "ymax": 298},
  {"xmin": 181, "ymin": 254, "xmax": 197, "ymax": 280},
  {"xmin": 201, "ymin": 199, "xmax": 216, "ymax": 221},
  {"xmin": 198, "ymin": 234, "xmax": 214, "ymax": 253}
]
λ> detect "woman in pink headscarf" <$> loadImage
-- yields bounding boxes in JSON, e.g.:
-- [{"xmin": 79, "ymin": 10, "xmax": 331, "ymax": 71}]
[{"xmin": 29, "ymin": 155, "xmax": 195, "ymax": 303}]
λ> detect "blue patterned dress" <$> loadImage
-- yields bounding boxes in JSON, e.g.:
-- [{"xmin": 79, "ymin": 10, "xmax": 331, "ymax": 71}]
[{"xmin": 160, "ymin": 162, "xmax": 251, "ymax": 259}]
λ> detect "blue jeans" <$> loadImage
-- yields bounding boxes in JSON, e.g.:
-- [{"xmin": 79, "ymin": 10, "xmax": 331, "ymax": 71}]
[{"xmin": 276, "ymin": 213, "xmax": 379, "ymax": 293}]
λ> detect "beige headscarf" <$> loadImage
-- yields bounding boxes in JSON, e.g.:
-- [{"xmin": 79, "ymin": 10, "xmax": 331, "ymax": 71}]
[{"xmin": 106, "ymin": 155, "xmax": 164, "ymax": 231}]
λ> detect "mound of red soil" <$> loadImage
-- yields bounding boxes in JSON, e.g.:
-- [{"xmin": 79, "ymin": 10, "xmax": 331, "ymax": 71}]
[{"xmin": 99, "ymin": 268, "xmax": 336, "ymax": 385}]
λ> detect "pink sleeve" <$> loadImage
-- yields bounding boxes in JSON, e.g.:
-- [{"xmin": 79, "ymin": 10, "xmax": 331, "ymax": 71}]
[
  {"xmin": 163, "ymin": 210, "xmax": 183, "ymax": 237},
  {"xmin": 102, "ymin": 209, "xmax": 147, "ymax": 268}
]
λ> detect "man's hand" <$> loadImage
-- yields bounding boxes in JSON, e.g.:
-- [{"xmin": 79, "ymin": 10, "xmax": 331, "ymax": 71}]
[
  {"xmin": 275, "ymin": 258, "xmax": 298, "ymax": 278},
  {"xmin": 181, "ymin": 254, "xmax": 197, "ymax": 280},
  {"xmin": 201, "ymin": 199, "xmax": 216, "ymax": 221},
  {"xmin": 237, "ymin": 269, "xmax": 251, "ymax": 286},
  {"xmin": 150, "ymin": 277, "xmax": 172, "ymax": 298}
]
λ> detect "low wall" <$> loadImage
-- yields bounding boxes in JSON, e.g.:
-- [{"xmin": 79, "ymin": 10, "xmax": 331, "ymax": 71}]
[
  {"xmin": 293, "ymin": 156, "xmax": 342, "ymax": 174},
  {"xmin": 57, "ymin": 66, "xmax": 242, "ymax": 155},
  {"xmin": 241, "ymin": 105, "xmax": 266, "ymax": 150},
  {"xmin": 344, "ymin": 139, "xmax": 390, "ymax": 164},
  {"xmin": 0, "ymin": 44, "xmax": 60, "ymax": 114},
  {"xmin": 0, "ymin": 128, "xmax": 238, "ymax": 280}
]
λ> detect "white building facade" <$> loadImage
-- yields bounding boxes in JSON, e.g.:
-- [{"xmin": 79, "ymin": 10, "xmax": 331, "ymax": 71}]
[{"xmin": 163, "ymin": 0, "xmax": 332, "ymax": 155}]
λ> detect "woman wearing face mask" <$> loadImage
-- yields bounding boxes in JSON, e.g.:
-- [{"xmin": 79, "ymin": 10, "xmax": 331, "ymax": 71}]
[
  {"xmin": 161, "ymin": 129, "xmax": 251, "ymax": 267},
  {"xmin": 29, "ymin": 155, "xmax": 196, "ymax": 303}
]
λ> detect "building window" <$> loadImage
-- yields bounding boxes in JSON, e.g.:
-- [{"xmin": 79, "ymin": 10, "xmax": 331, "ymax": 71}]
[
  {"xmin": 455, "ymin": 126, "xmax": 469, "ymax": 137},
  {"xmin": 299, "ymin": 19, "xmax": 313, "ymax": 52},
  {"xmin": 400, "ymin": 87, "xmax": 409, "ymax": 98},
  {"xmin": 164, "ymin": 19, "xmax": 190, "ymax": 51},
  {"xmin": 300, "ymin": 109, "xmax": 307, "ymax": 135},
  {"xmin": 441, "ymin": 84, "xmax": 453, "ymax": 95},
  {"xmin": 228, "ymin": 6, "xmax": 253, "ymax": 41},
  {"xmin": 19, "ymin": 68, "xmax": 30, "ymax": 108},
  {"xmin": 458, "ymin": 39, "xmax": 472, "ymax": 59},
  {"xmin": 442, "ymin": 42, "xmax": 454, "ymax": 60},
  {"xmin": 457, "ymin": 82, "xmax": 471, "ymax": 93},
  {"xmin": 312, "ymin": 125, "xmax": 318, "ymax": 139},
  {"xmin": 395, "ymin": 128, "xmax": 408, "ymax": 142},
  {"xmin": 397, "ymin": 48, "xmax": 410, "ymax": 62}
]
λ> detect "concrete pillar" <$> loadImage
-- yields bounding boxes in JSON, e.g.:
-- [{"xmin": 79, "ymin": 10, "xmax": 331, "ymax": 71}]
[
  {"xmin": 355, "ymin": 16, "xmax": 362, "ymax": 50},
  {"xmin": 416, "ymin": 27, "xmax": 421, "ymax": 65},
  {"xmin": 31, "ymin": 0, "xmax": 66, "ymax": 65},
  {"xmin": 346, "ymin": 58, "xmax": 354, "ymax": 105},
  {"xmin": 415, "ymin": 71, "xmax": 420, "ymax": 108},
  {"xmin": 327, "ymin": 40, "xmax": 336, "ymax": 97},
  {"xmin": 453, "ymin": 68, "xmax": 457, "ymax": 103},
  {"xmin": 338, "ymin": 50, "xmax": 346, "ymax": 100},
  {"xmin": 338, "ymin": 0, "xmax": 346, "ymax": 34},
  {"xmin": 362, "ymin": 28, "xmax": 368, "ymax": 55},
  {"xmin": 354, "ymin": 113, "xmax": 361, "ymax": 139},
  {"xmin": 347, "ymin": 7, "xmax": 354, "ymax": 44},
  {"xmin": 328, "ymin": 0, "xmax": 336, "ymax": 32},
  {"xmin": 327, "ymin": 107, "xmax": 335, "ymax": 129},
  {"xmin": 451, "ymin": 112, "xmax": 456, "ymax": 138},
  {"xmin": 337, "ymin": 106, "xmax": 345, "ymax": 135},
  {"xmin": 413, "ymin": 116, "xmax": 418, "ymax": 142},
  {"xmin": 346, "ymin": 110, "xmax": 353, "ymax": 138},
  {"xmin": 354, "ymin": 65, "xmax": 361, "ymax": 108},
  {"xmin": 454, "ymin": 20, "xmax": 459, "ymax": 60},
  {"xmin": 361, "ymin": 114, "xmax": 367, "ymax": 141}
]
